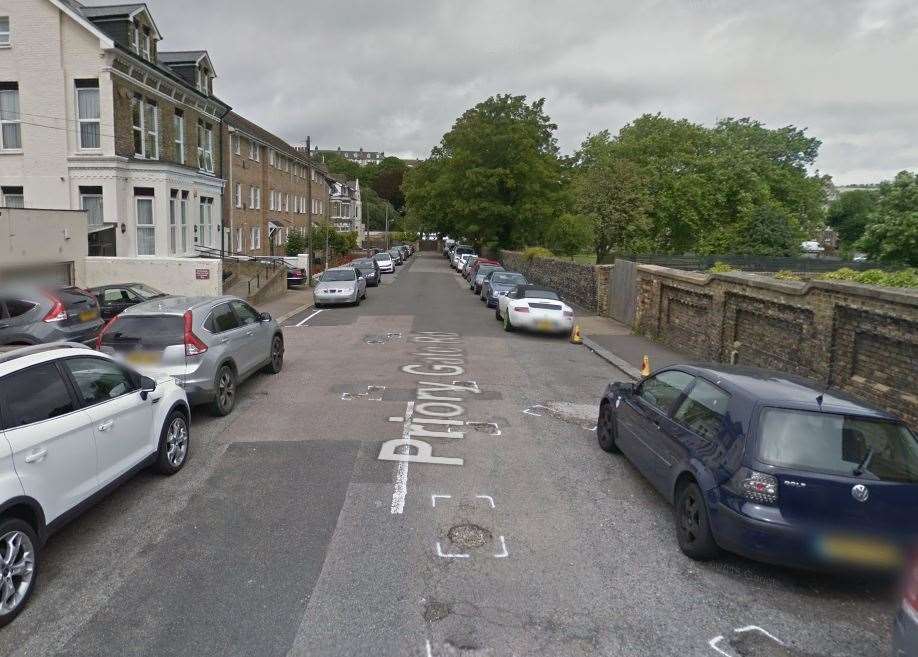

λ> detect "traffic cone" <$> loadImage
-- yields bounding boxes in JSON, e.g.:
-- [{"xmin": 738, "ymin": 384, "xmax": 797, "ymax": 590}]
[
  {"xmin": 640, "ymin": 355, "xmax": 651, "ymax": 377},
  {"xmin": 570, "ymin": 324, "xmax": 583, "ymax": 344}
]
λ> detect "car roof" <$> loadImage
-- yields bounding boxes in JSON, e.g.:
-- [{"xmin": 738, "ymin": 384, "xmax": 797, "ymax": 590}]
[
  {"xmin": 89, "ymin": 282, "xmax": 145, "ymax": 291},
  {"xmin": 661, "ymin": 363, "xmax": 899, "ymax": 420},
  {"xmin": 0, "ymin": 343, "xmax": 103, "ymax": 378},
  {"xmin": 118, "ymin": 295, "xmax": 238, "ymax": 316}
]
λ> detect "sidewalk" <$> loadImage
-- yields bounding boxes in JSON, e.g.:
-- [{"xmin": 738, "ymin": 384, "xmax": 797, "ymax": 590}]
[
  {"xmin": 576, "ymin": 314, "xmax": 686, "ymax": 380},
  {"xmin": 255, "ymin": 287, "xmax": 313, "ymax": 323}
]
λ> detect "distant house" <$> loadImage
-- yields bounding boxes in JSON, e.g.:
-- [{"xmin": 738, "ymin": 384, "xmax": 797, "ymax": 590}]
[
  {"xmin": 329, "ymin": 178, "xmax": 365, "ymax": 244},
  {"xmin": 316, "ymin": 146, "xmax": 385, "ymax": 167}
]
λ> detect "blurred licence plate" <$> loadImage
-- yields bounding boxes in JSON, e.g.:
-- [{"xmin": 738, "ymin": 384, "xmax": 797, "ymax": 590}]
[
  {"xmin": 819, "ymin": 535, "xmax": 901, "ymax": 567},
  {"xmin": 79, "ymin": 309, "xmax": 99, "ymax": 321},
  {"xmin": 536, "ymin": 320, "xmax": 555, "ymax": 331},
  {"xmin": 125, "ymin": 351, "xmax": 161, "ymax": 365}
]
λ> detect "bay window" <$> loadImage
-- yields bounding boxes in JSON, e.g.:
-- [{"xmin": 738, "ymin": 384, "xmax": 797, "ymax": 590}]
[
  {"xmin": 135, "ymin": 189, "xmax": 155, "ymax": 256},
  {"xmin": 197, "ymin": 120, "xmax": 214, "ymax": 172},
  {"xmin": 173, "ymin": 110, "xmax": 185, "ymax": 164},
  {"xmin": 79, "ymin": 186, "xmax": 103, "ymax": 226}
]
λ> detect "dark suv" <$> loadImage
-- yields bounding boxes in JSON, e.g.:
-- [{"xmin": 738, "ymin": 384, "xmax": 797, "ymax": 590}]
[
  {"xmin": 598, "ymin": 364, "xmax": 918, "ymax": 571},
  {"xmin": 0, "ymin": 287, "xmax": 103, "ymax": 346},
  {"xmin": 351, "ymin": 258, "xmax": 381, "ymax": 286}
]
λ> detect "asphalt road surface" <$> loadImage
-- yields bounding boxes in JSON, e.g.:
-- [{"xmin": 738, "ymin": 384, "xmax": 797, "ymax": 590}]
[{"xmin": 0, "ymin": 252, "xmax": 896, "ymax": 657}]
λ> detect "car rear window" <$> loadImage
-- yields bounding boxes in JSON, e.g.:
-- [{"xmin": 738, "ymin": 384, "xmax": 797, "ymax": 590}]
[
  {"xmin": 757, "ymin": 408, "xmax": 918, "ymax": 483},
  {"xmin": 522, "ymin": 290, "xmax": 560, "ymax": 300},
  {"xmin": 492, "ymin": 273, "xmax": 525, "ymax": 285},
  {"xmin": 101, "ymin": 315, "xmax": 184, "ymax": 349}
]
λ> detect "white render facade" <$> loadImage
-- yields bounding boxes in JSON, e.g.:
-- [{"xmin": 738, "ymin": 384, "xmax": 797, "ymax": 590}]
[{"xmin": 0, "ymin": 0, "xmax": 226, "ymax": 259}]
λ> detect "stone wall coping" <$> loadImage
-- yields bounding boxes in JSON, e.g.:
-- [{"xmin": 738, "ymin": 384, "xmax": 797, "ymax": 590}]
[{"xmin": 636, "ymin": 264, "xmax": 918, "ymax": 306}]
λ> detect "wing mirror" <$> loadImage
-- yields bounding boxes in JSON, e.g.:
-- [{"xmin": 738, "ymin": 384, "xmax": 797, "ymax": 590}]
[
  {"xmin": 618, "ymin": 382, "xmax": 635, "ymax": 396},
  {"xmin": 139, "ymin": 375, "xmax": 157, "ymax": 401},
  {"xmin": 258, "ymin": 312, "xmax": 272, "ymax": 322}
]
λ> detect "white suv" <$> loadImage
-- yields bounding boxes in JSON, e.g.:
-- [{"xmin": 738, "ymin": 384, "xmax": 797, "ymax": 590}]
[{"xmin": 0, "ymin": 343, "xmax": 190, "ymax": 626}]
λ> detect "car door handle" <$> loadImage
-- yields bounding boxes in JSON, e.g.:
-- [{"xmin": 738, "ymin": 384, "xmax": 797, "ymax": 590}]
[
  {"xmin": 97, "ymin": 419, "xmax": 114, "ymax": 432},
  {"xmin": 245, "ymin": 330, "xmax": 254, "ymax": 336},
  {"xmin": 24, "ymin": 448, "xmax": 48, "ymax": 463},
  {"xmin": 220, "ymin": 337, "xmax": 230, "ymax": 344}
]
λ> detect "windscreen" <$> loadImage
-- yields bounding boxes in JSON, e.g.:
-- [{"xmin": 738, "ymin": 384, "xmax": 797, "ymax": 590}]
[
  {"xmin": 132, "ymin": 284, "xmax": 166, "ymax": 299},
  {"xmin": 321, "ymin": 270, "xmax": 356, "ymax": 282}
]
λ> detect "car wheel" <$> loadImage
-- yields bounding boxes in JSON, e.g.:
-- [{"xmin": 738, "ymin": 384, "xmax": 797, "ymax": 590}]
[
  {"xmin": 503, "ymin": 312, "xmax": 514, "ymax": 332},
  {"xmin": 355, "ymin": 294, "xmax": 361, "ymax": 306},
  {"xmin": 155, "ymin": 409, "xmax": 190, "ymax": 474},
  {"xmin": 263, "ymin": 335, "xmax": 284, "ymax": 374},
  {"xmin": 495, "ymin": 306, "xmax": 502, "ymax": 321},
  {"xmin": 0, "ymin": 518, "xmax": 38, "ymax": 628},
  {"xmin": 211, "ymin": 365, "xmax": 237, "ymax": 416},
  {"xmin": 674, "ymin": 481, "xmax": 720, "ymax": 560},
  {"xmin": 597, "ymin": 402, "xmax": 621, "ymax": 453}
]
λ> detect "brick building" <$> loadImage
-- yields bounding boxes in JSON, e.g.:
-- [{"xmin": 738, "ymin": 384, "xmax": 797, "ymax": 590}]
[{"xmin": 0, "ymin": 0, "xmax": 230, "ymax": 258}]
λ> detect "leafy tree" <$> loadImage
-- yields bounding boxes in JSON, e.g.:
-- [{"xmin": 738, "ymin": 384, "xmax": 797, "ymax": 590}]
[
  {"xmin": 827, "ymin": 189, "xmax": 877, "ymax": 245},
  {"xmin": 733, "ymin": 204, "xmax": 802, "ymax": 256},
  {"xmin": 372, "ymin": 157, "xmax": 407, "ymax": 211},
  {"xmin": 319, "ymin": 153, "xmax": 362, "ymax": 181},
  {"xmin": 285, "ymin": 230, "xmax": 306, "ymax": 256},
  {"xmin": 856, "ymin": 171, "xmax": 918, "ymax": 265},
  {"xmin": 402, "ymin": 94, "xmax": 565, "ymax": 250},
  {"xmin": 363, "ymin": 187, "xmax": 398, "ymax": 231},
  {"xmin": 543, "ymin": 213, "xmax": 593, "ymax": 259},
  {"xmin": 308, "ymin": 223, "xmax": 354, "ymax": 257}
]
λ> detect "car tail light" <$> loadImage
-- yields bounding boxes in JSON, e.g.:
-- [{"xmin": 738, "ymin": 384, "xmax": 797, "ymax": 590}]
[
  {"xmin": 42, "ymin": 294, "xmax": 67, "ymax": 322},
  {"xmin": 513, "ymin": 305, "xmax": 530, "ymax": 314},
  {"xmin": 740, "ymin": 469, "xmax": 778, "ymax": 505},
  {"xmin": 904, "ymin": 553, "xmax": 918, "ymax": 614},
  {"xmin": 563, "ymin": 310, "xmax": 573, "ymax": 317},
  {"xmin": 96, "ymin": 316, "xmax": 117, "ymax": 349},
  {"xmin": 183, "ymin": 310, "xmax": 208, "ymax": 356}
]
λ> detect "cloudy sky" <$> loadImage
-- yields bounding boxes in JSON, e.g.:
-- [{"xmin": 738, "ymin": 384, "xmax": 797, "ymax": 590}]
[{"xmin": 133, "ymin": 0, "xmax": 916, "ymax": 184}]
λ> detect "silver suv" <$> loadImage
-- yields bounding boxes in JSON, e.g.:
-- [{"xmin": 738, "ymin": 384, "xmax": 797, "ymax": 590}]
[{"xmin": 97, "ymin": 296, "xmax": 284, "ymax": 416}]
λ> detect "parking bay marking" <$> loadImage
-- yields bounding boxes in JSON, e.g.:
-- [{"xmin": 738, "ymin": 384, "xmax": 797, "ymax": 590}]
[
  {"xmin": 708, "ymin": 626, "xmax": 785, "ymax": 657},
  {"xmin": 295, "ymin": 309, "xmax": 324, "ymax": 326}
]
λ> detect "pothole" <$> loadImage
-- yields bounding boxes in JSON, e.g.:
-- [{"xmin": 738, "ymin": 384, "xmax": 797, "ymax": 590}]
[
  {"xmin": 466, "ymin": 421, "xmax": 500, "ymax": 436},
  {"xmin": 448, "ymin": 523, "xmax": 492, "ymax": 549},
  {"xmin": 364, "ymin": 332, "xmax": 402, "ymax": 344},
  {"xmin": 423, "ymin": 601, "xmax": 450, "ymax": 623},
  {"xmin": 522, "ymin": 401, "xmax": 598, "ymax": 431}
]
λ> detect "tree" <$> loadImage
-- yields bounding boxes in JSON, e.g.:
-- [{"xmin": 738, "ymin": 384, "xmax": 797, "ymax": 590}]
[
  {"xmin": 285, "ymin": 230, "xmax": 306, "ymax": 256},
  {"xmin": 543, "ymin": 213, "xmax": 593, "ymax": 259},
  {"xmin": 402, "ymin": 94, "xmax": 566, "ymax": 249},
  {"xmin": 319, "ymin": 153, "xmax": 362, "ymax": 181},
  {"xmin": 856, "ymin": 171, "xmax": 918, "ymax": 266},
  {"xmin": 733, "ymin": 205, "xmax": 802, "ymax": 256},
  {"xmin": 372, "ymin": 157, "xmax": 407, "ymax": 211},
  {"xmin": 827, "ymin": 189, "xmax": 877, "ymax": 245}
]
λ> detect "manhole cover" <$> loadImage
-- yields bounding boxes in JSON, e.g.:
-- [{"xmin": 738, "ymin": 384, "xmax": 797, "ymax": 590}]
[
  {"xmin": 448, "ymin": 524, "xmax": 492, "ymax": 549},
  {"xmin": 423, "ymin": 601, "xmax": 450, "ymax": 623}
]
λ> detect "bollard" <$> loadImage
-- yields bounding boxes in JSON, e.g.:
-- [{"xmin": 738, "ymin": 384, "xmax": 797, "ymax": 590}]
[
  {"xmin": 640, "ymin": 355, "xmax": 651, "ymax": 377},
  {"xmin": 570, "ymin": 324, "xmax": 583, "ymax": 345}
]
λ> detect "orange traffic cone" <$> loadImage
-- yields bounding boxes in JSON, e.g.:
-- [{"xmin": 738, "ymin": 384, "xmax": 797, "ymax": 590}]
[
  {"xmin": 640, "ymin": 355, "xmax": 651, "ymax": 377},
  {"xmin": 570, "ymin": 324, "xmax": 583, "ymax": 344}
]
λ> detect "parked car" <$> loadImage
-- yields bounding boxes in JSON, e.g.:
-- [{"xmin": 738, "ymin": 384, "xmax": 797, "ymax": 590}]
[
  {"xmin": 443, "ymin": 239, "xmax": 456, "ymax": 257},
  {"xmin": 351, "ymin": 258, "xmax": 381, "ymax": 286},
  {"xmin": 468, "ymin": 258, "xmax": 500, "ymax": 286},
  {"xmin": 481, "ymin": 271, "xmax": 527, "ymax": 306},
  {"xmin": 0, "ymin": 287, "xmax": 104, "ymax": 346},
  {"xmin": 373, "ymin": 252, "xmax": 395, "ymax": 274},
  {"xmin": 396, "ymin": 245, "xmax": 410, "ymax": 260},
  {"xmin": 388, "ymin": 248, "xmax": 404, "ymax": 266},
  {"xmin": 461, "ymin": 255, "xmax": 479, "ymax": 279},
  {"xmin": 496, "ymin": 285, "xmax": 574, "ymax": 334},
  {"xmin": 451, "ymin": 245, "xmax": 474, "ymax": 269},
  {"xmin": 0, "ymin": 342, "xmax": 190, "ymax": 627},
  {"xmin": 313, "ymin": 267, "xmax": 367, "ymax": 308},
  {"xmin": 90, "ymin": 283, "xmax": 169, "ymax": 320},
  {"xmin": 97, "ymin": 296, "xmax": 284, "ymax": 416},
  {"xmin": 894, "ymin": 551, "xmax": 918, "ymax": 656},
  {"xmin": 471, "ymin": 264, "xmax": 504, "ymax": 294},
  {"xmin": 597, "ymin": 364, "xmax": 918, "ymax": 570},
  {"xmin": 456, "ymin": 252, "xmax": 476, "ymax": 273}
]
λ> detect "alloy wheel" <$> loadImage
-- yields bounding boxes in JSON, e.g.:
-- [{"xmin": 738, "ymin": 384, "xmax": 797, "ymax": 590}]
[
  {"xmin": 271, "ymin": 337, "xmax": 284, "ymax": 370},
  {"xmin": 166, "ymin": 416, "xmax": 188, "ymax": 466},
  {"xmin": 218, "ymin": 369, "xmax": 235, "ymax": 411},
  {"xmin": 680, "ymin": 491, "xmax": 701, "ymax": 544},
  {"xmin": 0, "ymin": 531, "xmax": 35, "ymax": 617}
]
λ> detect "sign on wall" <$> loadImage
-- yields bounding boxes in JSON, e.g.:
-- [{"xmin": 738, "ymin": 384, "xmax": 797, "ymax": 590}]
[{"xmin": 195, "ymin": 268, "xmax": 211, "ymax": 280}]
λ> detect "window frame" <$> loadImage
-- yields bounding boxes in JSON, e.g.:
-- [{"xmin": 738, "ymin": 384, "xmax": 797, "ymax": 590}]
[
  {"xmin": 75, "ymin": 81, "xmax": 101, "ymax": 150},
  {"xmin": 0, "ymin": 84, "xmax": 21, "ymax": 151},
  {"xmin": 197, "ymin": 120, "xmax": 214, "ymax": 173},
  {"xmin": 79, "ymin": 188, "xmax": 104, "ymax": 226},
  {"xmin": 670, "ymin": 376, "xmax": 732, "ymax": 441},
  {"xmin": 203, "ymin": 302, "xmax": 241, "ymax": 335},
  {"xmin": 0, "ymin": 16, "xmax": 10, "ymax": 46},
  {"xmin": 173, "ymin": 111, "xmax": 185, "ymax": 164},
  {"xmin": 634, "ymin": 369, "xmax": 695, "ymax": 416},
  {"xmin": 0, "ymin": 360, "xmax": 81, "ymax": 431},
  {"xmin": 135, "ymin": 194, "xmax": 155, "ymax": 256},
  {"xmin": 59, "ymin": 355, "xmax": 140, "ymax": 409},
  {"xmin": 234, "ymin": 182, "xmax": 242, "ymax": 208}
]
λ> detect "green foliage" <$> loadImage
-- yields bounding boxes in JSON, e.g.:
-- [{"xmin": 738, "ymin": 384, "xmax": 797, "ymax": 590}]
[
  {"xmin": 362, "ymin": 186, "xmax": 398, "ymax": 231},
  {"xmin": 772, "ymin": 270, "xmax": 802, "ymax": 281},
  {"xmin": 707, "ymin": 261, "xmax": 735, "ymax": 273},
  {"xmin": 522, "ymin": 246, "xmax": 553, "ymax": 261},
  {"xmin": 827, "ymin": 189, "xmax": 877, "ymax": 245},
  {"xmin": 319, "ymin": 153, "xmax": 362, "ymax": 182},
  {"xmin": 733, "ymin": 205, "xmax": 803, "ymax": 256},
  {"xmin": 818, "ymin": 267, "xmax": 918, "ymax": 288},
  {"xmin": 855, "ymin": 171, "xmax": 918, "ymax": 266},
  {"xmin": 402, "ymin": 94, "xmax": 566, "ymax": 248},
  {"xmin": 285, "ymin": 230, "xmax": 306, "ymax": 256},
  {"xmin": 308, "ymin": 223, "xmax": 356, "ymax": 257},
  {"xmin": 543, "ymin": 213, "xmax": 593, "ymax": 258}
]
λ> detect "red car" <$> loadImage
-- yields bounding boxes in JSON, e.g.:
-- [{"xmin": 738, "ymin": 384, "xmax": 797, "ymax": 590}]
[{"xmin": 467, "ymin": 257, "xmax": 499, "ymax": 282}]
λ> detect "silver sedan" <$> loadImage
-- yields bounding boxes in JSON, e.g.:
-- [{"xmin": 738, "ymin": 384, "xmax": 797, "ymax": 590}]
[{"xmin": 313, "ymin": 267, "xmax": 367, "ymax": 307}]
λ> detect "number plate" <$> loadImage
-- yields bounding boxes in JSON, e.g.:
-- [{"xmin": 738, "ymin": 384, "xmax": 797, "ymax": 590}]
[
  {"xmin": 125, "ymin": 351, "xmax": 161, "ymax": 365},
  {"xmin": 536, "ymin": 320, "xmax": 555, "ymax": 331},
  {"xmin": 819, "ymin": 535, "xmax": 901, "ymax": 567},
  {"xmin": 79, "ymin": 309, "xmax": 99, "ymax": 322}
]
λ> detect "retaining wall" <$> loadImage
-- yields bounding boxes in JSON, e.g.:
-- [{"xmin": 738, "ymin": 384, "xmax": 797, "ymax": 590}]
[{"xmin": 499, "ymin": 250, "xmax": 611, "ymax": 312}]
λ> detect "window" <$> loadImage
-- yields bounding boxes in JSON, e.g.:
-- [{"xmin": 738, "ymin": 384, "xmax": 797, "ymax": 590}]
[
  {"xmin": 233, "ymin": 134, "xmax": 240, "ymax": 155},
  {"xmin": 180, "ymin": 191, "xmax": 189, "ymax": 253},
  {"xmin": 2, "ymin": 299, "xmax": 34, "ymax": 318},
  {"xmin": 234, "ymin": 226, "xmax": 243, "ymax": 253},
  {"xmin": 0, "ymin": 82, "xmax": 21, "ymax": 150},
  {"xmin": 230, "ymin": 300, "xmax": 259, "ymax": 326},
  {"xmin": 2, "ymin": 185, "xmax": 23, "ymax": 207},
  {"xmin": 135, "ymin": 190, "xmax": 154, "ymax": 255},
  {"xmin": 169, "ymin": 189, "xmax": 179, "ymax": 254},
  {"xmin": 140, "ymin": 26, "xmax": 151, "ymax": 60},
  {"xmin": 173, "ymin": 111, "xmax": 185, "ymax": 164},
  {"xmin": 250, "ymin": 225, "xmax": 261, "ymax": 250},
  {"xmin": 196, "ymin": 66, "xmax": 209, "ymax": 94},
  {"xmin": 672, "ymin": 379, "xmax": 730, "ymax": 441},
  {"xmin": 0, "ymin": 363, "xmax": 75, "ymax": 429},
  {"xmin": 249, "ymin": 140, "xmax": 259, "ymax": 161},
  {"xmin": 268, "ymin": 189, "xmax": 275, "ymax": 211},
  {"xmin": 79, "ymin": 186, "xmax": 103, "ymax": 226},
  {"xmin": 199, "ymin": 197, "xmax": 214, "ymax": 247},
  {"xmin": 208, "ymin": 303, "xmax": 239, "ymax": 333},
  {"xmin": 284, "ymin": 193, "xmax": 290, "ymax": 212},
  {"xmin": 637, "ymin": 370, "xmax": 694, "ymax": 414},
  {"xmin": 234, "ymin": 183, "xmax": 242, "ymax": 208},
  {"xmin": 73, "ymin": 79, "xmax": 101, "ymax": 149},
  {"xmin": 0, "ymin": 17, "xmax": 10, "ymax": 45},
  {"xmin": 63, "ymin": 357, "xmax": 136, "ymax": 406},
  {"xmin": 250, "ymin": 185, "xmax": 261, "ymax": 209},
  {"xmin": 131, "ymin": 96, "xmax": 157, "ymax": 158},
  {"xmin": 131, "ymin": 95, "xmax": 143, "ymax": 155},
  {"xmin": 269, "ymin": 149, "xmax": 275, "ymax": 167},
  {"xmin": 197, "ymin": 120, "xmax": 214, "ymax": 172},
  {"xmin": 130, "ymin": 23, "xmax": 139, "ymax": 54}
]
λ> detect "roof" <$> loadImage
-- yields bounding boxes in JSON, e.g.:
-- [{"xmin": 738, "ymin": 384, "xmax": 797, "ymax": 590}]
[
  {"xmin": 68, "ymin": 1, "xmax": 162, "ymax": 39},
  {"xmin": 225, "ymin": 112, "xmax": 308, "ymax": 166},
  {"xmin": 157, "ymin": 50, "xmax": 207, "ymax": 64},
  {"xmin": 665, "ymin": 364, "xmax": 897, "ymax": 419},
  {"xmin": 119, "ymin": 296, "xmax": 235, "ymax": 315}
]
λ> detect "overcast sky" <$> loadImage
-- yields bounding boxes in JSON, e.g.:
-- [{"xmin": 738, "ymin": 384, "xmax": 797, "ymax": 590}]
[{"xmin": 131, "ymin": 0, "xmax": 916, "ymax": 184}]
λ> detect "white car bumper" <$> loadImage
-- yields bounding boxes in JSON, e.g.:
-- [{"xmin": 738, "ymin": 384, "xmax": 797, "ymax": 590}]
[{"xmin": 508, "ymin": 310, "xmax": 573, "ymax": 333}]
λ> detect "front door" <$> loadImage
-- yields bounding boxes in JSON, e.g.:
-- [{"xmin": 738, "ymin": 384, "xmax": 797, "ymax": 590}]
[
  {"xmin": 230, "ymin": 300, "xmax": 269, "ymax": 374},
  {"xmin": 0, "ymin": 362, "xmax": 98, "ymax": 523}
]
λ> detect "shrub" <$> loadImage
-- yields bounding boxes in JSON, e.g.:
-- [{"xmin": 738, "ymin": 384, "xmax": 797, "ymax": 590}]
[
  {"xmin": 523, "ymin": 246, "xmax": 554, "ymax": 262},
  {"xmin": 707, "ymin": 261, "xmax": 735, "ymax": 273},
  {"xmin": 773, "ymin": 270, "xmax": 802, "ymax": 281},
  {"xmin": 818, "ymin": 267, "xmax": 918, "ymax": 288}
]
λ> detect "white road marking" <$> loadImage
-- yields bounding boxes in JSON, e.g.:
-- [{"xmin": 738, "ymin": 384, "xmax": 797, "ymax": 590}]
[
  {"xmin": 390, "ymin": 401, "xmax": 416, "ymax": 514},
  {"xmin": 295, "ymin": 309, "xmax": 324, "ymax": 326},
  {"xmin": 476, "ymin": 495, "xmax": 495, "ymax": 508},
  {"xmin": 708, "ymin": 636, "xmax": 730, "ymax": 657},
  {"xmin": 426, "ymin": 640, "xmax": 434, "ymax": 657},
  {"xmin": 522, "ymin": 405, "xmax": 549, "ymax": 417},
  {"xmin": 431, "ymin": 494, "xmax": 451, "ymax": 507},
  {"xmin": 494, "ymin": 536, "xmax": 509, "ymax": 558},
  {"xmin": 388, "ymin": 416, "xmax": 404, "ymax": 422},
  {"xmin": 436, "ymin": 542, "xmax": 470, "ymax": 558},
  {"xmin": 708, "ymin": 626, "xmax": 784, "ymax": 656}
]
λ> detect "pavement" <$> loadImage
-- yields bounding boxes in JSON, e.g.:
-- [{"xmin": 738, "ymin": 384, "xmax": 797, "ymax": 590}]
[
  {"xmin": 0, "ymin": 252, "xmax": 895, "ymax": 657},
  {"xmin": 257, "ymin": 285, "xmax": 314, "ymax": 323},
  {"xmin": 576, "ymin": 314, "xmax": 686, "ymax": 380}
]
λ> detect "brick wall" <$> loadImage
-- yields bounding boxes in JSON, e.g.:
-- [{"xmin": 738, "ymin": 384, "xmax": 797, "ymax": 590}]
[
  {"xmin": 635, "ymin": 265, "xmax": 918, "ymax": 425},
  {"xmin": 499, "ymin": 251, "xmax": 611, "ymax": 311}
]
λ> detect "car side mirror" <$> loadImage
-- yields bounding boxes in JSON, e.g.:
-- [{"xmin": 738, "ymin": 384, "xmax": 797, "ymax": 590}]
[
  {"xmin": 619, "ymin": 382, "xmax": 635, "ymax": 395},
  {"xmin": 139, "ymin": 375, "xmax": 156, "ymax": 400},
  {"xmin": 258, "ymin": 312, "xmax": 272, "ymax": 322}
]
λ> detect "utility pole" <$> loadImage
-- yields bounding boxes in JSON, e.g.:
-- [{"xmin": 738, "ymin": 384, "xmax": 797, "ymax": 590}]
[
  {"xmin": 385, "ymin": 204, "xmax": 389, "ymax": 249},
  {"xmin": 305, "ymin": 135, "xmax": 313, "ymax": 284}
]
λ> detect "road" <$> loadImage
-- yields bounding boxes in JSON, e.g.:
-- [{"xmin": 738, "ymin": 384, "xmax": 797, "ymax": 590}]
[{"xmin": 0, "ymin": 252, "xmax": 895, "ymax": 657}]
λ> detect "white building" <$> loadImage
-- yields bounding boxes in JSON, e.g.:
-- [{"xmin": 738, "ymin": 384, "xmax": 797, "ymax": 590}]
[{"xmin": 329, "ymin": 178, "xmax": 365, "ymax": 245}]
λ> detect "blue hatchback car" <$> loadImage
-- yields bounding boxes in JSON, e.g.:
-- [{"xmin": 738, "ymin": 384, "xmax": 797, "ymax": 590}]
[{"xmin": 597, "ymin": 364, "xmax": 918, "ymax": 570}]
